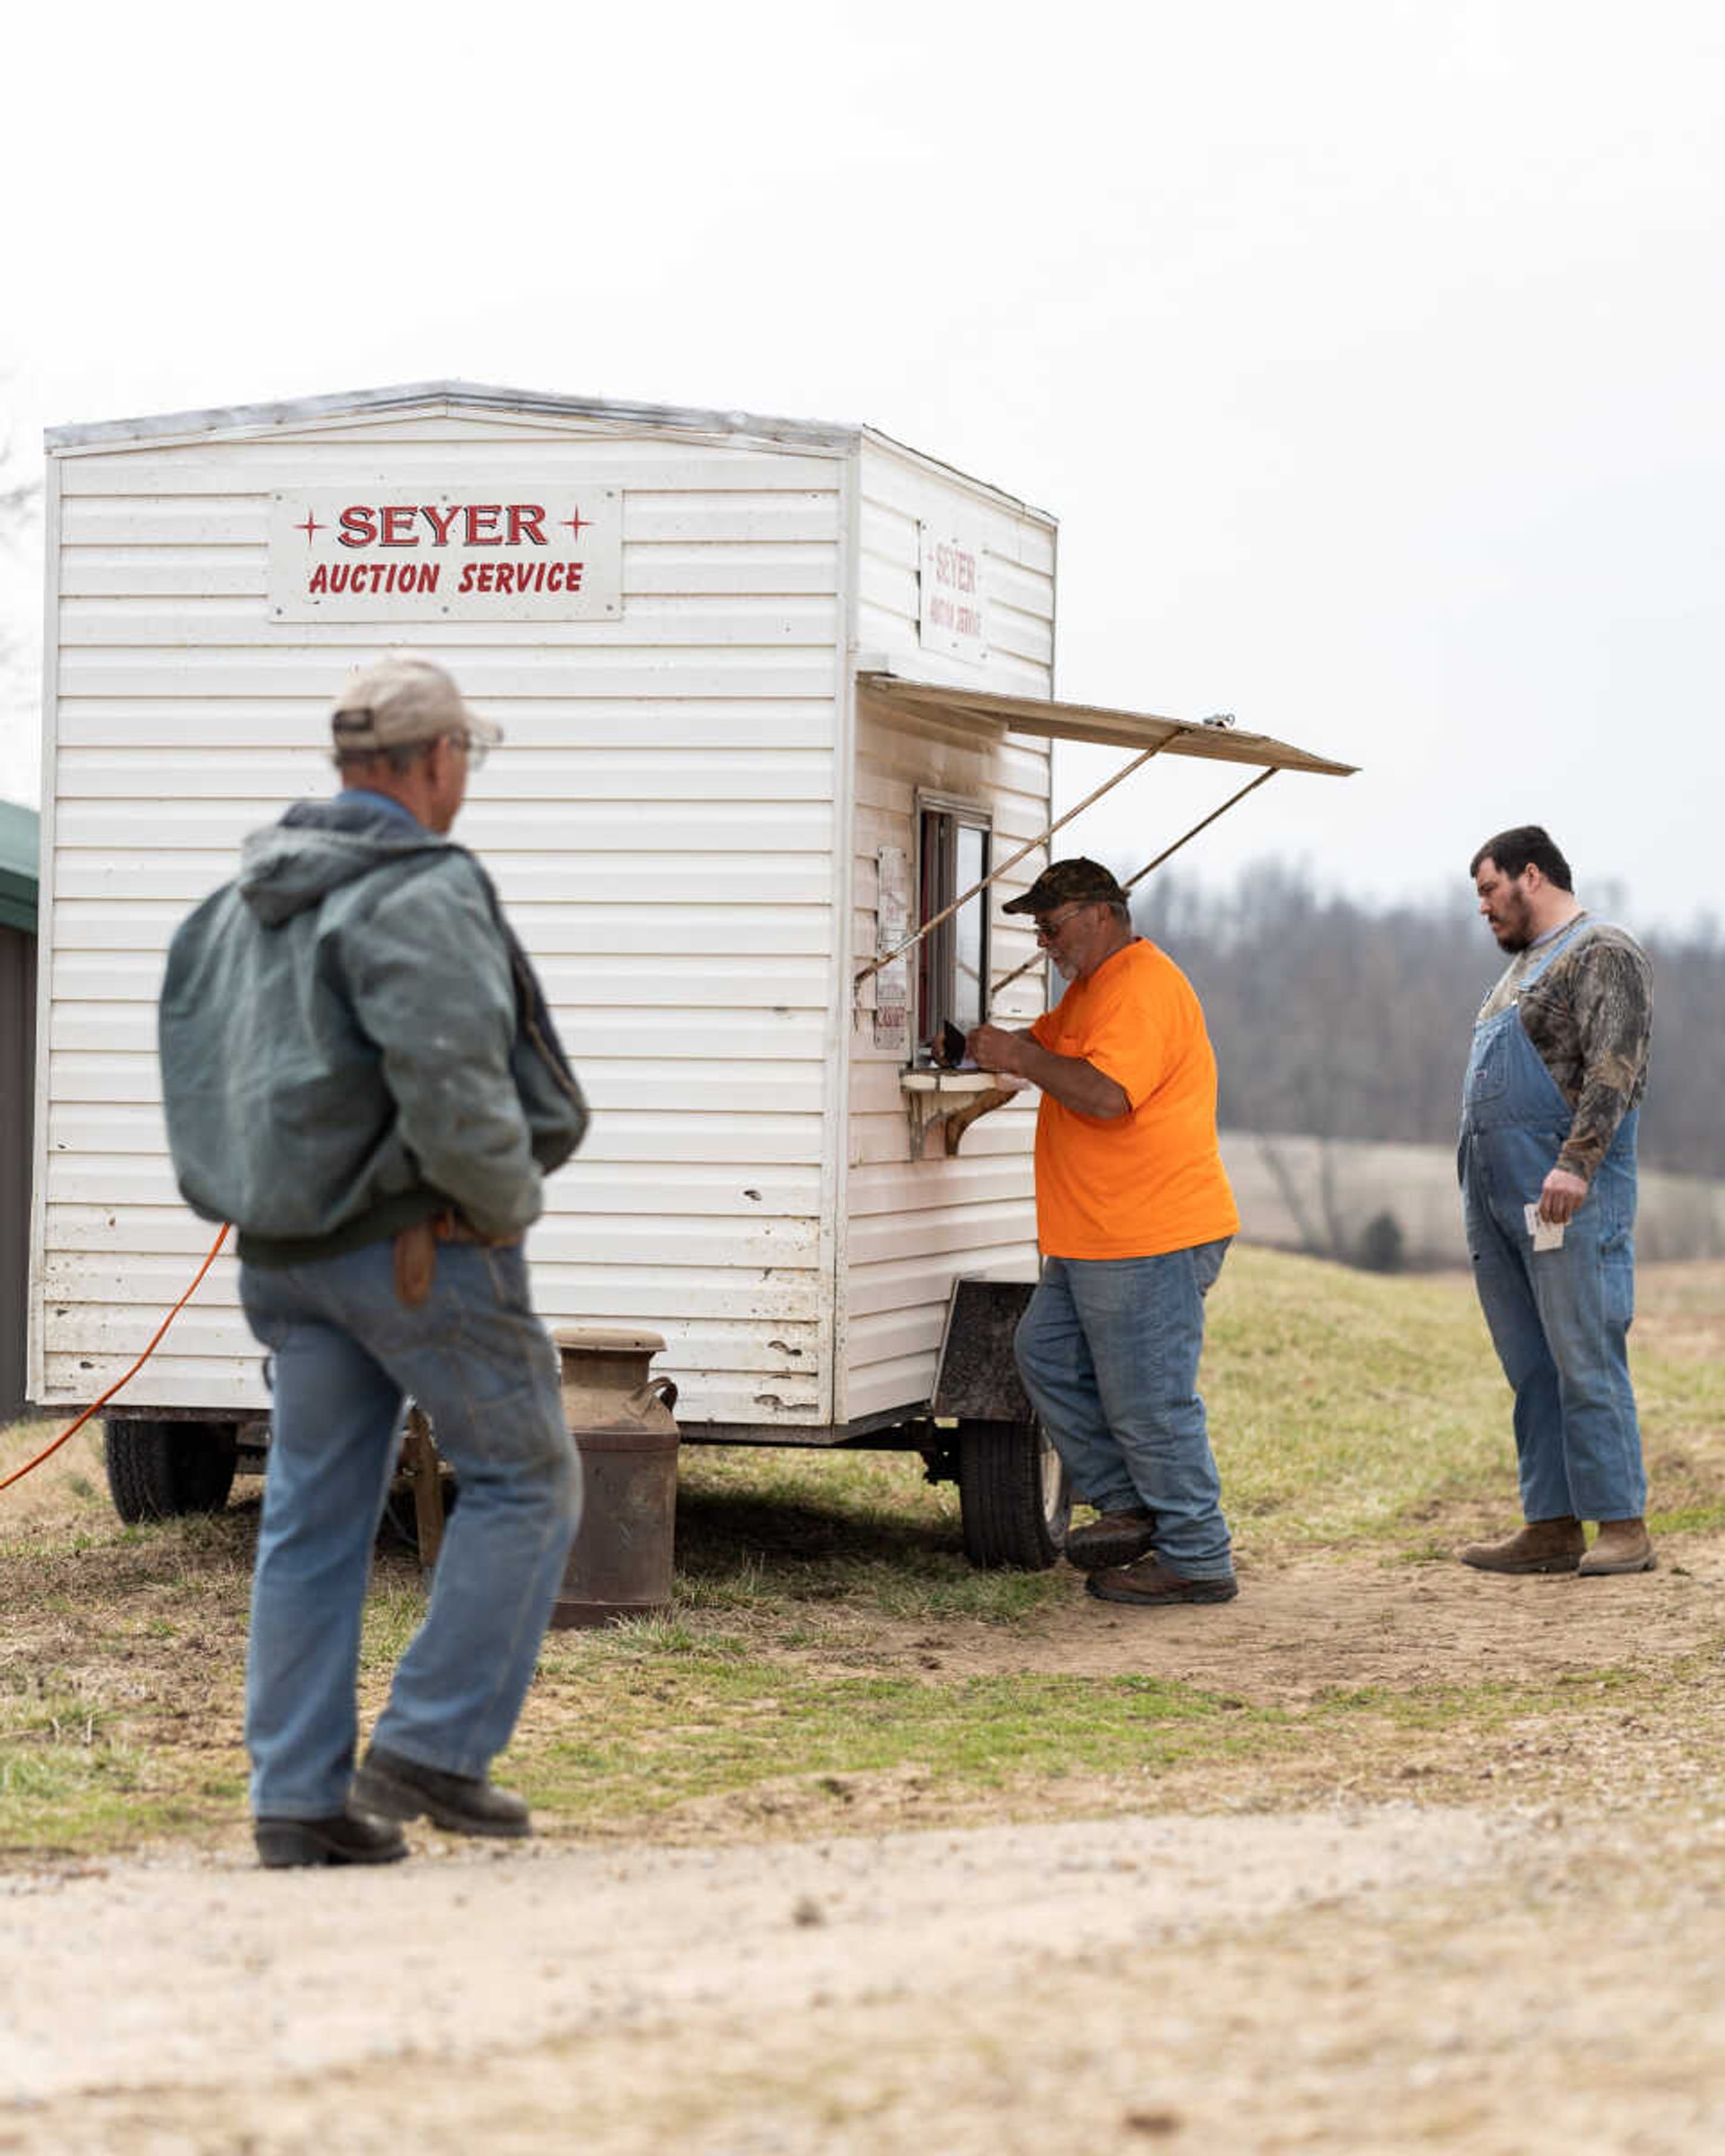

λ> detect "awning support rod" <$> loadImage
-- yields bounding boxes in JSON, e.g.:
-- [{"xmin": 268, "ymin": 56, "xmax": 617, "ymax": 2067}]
[
  {"xmin": 852, "ymin": 743, "xmax": 1166, "ymax": 994},
  {"xmin": 986, "ymin": 765, "xmax": 1279, "ymax": 1006}
]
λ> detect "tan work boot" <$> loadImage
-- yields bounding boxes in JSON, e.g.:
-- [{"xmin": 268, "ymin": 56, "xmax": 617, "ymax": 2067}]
[
  {"xmin": 1459, "ymin": 1515, "xmax": 1584, "ymax": 1574},
  {"xmin": 1578, "ymin": 1517, "xmax": 1657, "ymax": 1576}
]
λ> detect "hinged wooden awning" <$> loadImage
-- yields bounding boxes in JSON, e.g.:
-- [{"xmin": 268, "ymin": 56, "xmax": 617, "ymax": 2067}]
[
  {"xmin": 856, "ymin": 672, "xmax": 1357, "ymax": 777},
  {"xmin": 851, "ymin": 672, "xmax": 1355, "ymax": 1002}
]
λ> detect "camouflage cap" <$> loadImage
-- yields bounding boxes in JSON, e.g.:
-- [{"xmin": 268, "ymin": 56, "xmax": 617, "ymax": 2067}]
[
  {"xmin": 1001, "ymin": 857, "xmax": 1129, "ymax": 915},
  {"xmin": 330, "ymin": 654, "xmax": 502, "ymax": 755}
]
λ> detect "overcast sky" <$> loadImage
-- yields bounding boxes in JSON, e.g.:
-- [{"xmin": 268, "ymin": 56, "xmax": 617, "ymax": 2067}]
[{"xmin": 3, "ymin": 0, "xmax": 1720, "ymax": 928}]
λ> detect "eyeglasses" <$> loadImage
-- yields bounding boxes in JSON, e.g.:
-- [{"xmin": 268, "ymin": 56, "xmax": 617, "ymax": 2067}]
[
  {"xmin": 1032, "ymin": 904, "xmax": 1096, "ymax": 943},
  {"xmin": 448, "ymin": 729, "xmax": 490, "ymax": 771}
]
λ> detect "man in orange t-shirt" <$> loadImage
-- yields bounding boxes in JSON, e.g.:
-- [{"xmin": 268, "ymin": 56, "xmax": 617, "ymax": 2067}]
[{"xmin": 967, "ymin": 858, "xmax": 1239, "ymax": 1606}]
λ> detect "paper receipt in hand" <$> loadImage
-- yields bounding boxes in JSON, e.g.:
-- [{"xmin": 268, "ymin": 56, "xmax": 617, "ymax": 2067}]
[{"xmin": 1524, "ymin": 1202, "xmax": 1566, "ymax": 1251}]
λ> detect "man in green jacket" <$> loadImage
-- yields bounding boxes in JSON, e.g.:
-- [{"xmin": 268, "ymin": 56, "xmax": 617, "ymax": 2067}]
[{"xmin": 159, "ymin": 656, "xmax": 588, "ymax": 1868}]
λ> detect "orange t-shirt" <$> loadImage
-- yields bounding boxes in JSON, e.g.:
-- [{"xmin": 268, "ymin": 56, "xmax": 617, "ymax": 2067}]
[{"xmin": 1028, "ymin": 938, "xmax": 1238, "ymax": 1259}]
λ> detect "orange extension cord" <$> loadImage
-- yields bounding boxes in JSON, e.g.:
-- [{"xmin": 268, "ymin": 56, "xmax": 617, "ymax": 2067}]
[{"xmin": 0, "ymin": 1223, "xmax": 233, "ymax": 1495}]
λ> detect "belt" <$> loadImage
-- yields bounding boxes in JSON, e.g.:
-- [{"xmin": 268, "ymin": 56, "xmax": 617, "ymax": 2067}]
[
  {"xmin": 394, "ymin": 1211, "xmax": 521, "ymax": 1305},
  {"xmin": 432, "ymin": 1210, "xmax": 510, "ymax": 1245}
]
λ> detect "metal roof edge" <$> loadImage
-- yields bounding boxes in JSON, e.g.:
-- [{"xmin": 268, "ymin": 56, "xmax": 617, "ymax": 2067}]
[
  {"xmin": 43, "ymin": 381, "xmax": 865, "ymax": 456},
  {"xmin": 859, "ymin": 424, "xmax": 1057, "ymax": 527},
  {"xmin": 0, "ymin": 876, "xmax": 37, "ymax": 933},
  {"xmin": 0, "ymin": 800, "xmax": 40, "ymax": 891}
]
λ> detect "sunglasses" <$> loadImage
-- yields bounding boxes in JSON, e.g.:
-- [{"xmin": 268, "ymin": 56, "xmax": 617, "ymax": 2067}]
[{"xmin": 1032, "ymin": 904, "xmax": 1098, "ymax": 942}]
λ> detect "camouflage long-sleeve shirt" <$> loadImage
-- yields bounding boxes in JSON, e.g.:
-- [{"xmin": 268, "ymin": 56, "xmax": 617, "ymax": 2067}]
[{"xmin": 1477, "ymin": 915, "xmax": 1653, "ymax": 1181}]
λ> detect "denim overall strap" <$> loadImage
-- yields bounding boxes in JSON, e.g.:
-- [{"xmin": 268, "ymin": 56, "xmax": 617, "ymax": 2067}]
[
  {"xmin": 1461, "ymin": 915, "xmax": 1596, "ymax": 1137},
  {"xmin": 1457, "ymin": 917, "xmax": 1644, "ymax": 1523}
]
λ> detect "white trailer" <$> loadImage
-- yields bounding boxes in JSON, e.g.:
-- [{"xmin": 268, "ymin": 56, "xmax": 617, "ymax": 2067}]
[{"xmin": 29, "ymin": 382, "xmax": 1349, "ymax": 1563}]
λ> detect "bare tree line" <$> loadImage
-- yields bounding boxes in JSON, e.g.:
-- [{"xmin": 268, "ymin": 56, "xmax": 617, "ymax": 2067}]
[{"xmin": 1134, "ymin": 862, "xmax": 1725, "ymax": 1180}]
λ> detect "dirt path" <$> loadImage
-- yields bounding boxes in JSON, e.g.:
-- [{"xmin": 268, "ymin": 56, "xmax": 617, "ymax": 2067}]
[
  {"xmin": 5, "ymin": 1259, "xmax": 1724, "ymax": 2154},
  {"xmin": 874, "ymin": 1538, "xmax": 1723, "ymax": 1700},
  {"xmin": 4, "ymin": 1795, "xmax": 1724, "ymax": 2154},
  {"xmin": 641, "ymin": 1528, "xmax": 1725, "ymax": 1846},
  {"xmin": 6, "ymin": 1529, "xmax": 1725, "ymax": 2156}
]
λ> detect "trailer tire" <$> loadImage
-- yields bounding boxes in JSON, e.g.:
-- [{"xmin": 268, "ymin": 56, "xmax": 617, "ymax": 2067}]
[
  {"xmin": 957, "ymin": 1416, "xmax": 1070, "ymax": 1570},
  {"xmin": 104, "ymin": 1419, "xmax": 239, "ymax": 1524}
]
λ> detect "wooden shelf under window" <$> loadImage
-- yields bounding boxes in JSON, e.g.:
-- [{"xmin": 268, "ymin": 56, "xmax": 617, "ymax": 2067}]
[{"xmin": 899, "ymin": 1069, "xmax": 1028, "ymax": 1157}]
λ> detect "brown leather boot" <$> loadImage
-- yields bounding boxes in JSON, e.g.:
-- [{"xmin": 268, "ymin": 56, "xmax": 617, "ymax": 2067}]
[
  {"xmin": 1085, "ymin": 1552, "xmax": 1238, "ymax": 1605},
  {"xmin": 1064, "ymin": 1507, "xmax": 1157, "ymax": 1571},
  {"xmin": 1578, "ymin": 1518, "xmax": 1657, "ymax": 1576},
  {"xmin": 1459, "ymin": 1516, "xmax": 1584, "ymax": 1574}
]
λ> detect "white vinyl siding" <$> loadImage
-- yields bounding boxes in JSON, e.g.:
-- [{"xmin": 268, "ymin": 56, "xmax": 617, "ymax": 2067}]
[
  {"xmin": 33, "ymin": 392, "xmax": 1066, "ymax": 1440},
  {"xmin": 35, "ymin": 409, "xmax": 845, "ymax": 1425},
  {"xmin": 839, "ymin": 437, "xmax": 1056, "ymax": 1425}
]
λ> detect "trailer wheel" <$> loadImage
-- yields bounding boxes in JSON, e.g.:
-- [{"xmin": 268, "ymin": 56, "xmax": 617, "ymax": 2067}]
[
  {"xmin": 957, "ymin": 1416, "xmax": 1070, "ymax": 1569},
  {"xmin": 104, "ymin": 1419, "xmax": 239, "ymax": 1524}
]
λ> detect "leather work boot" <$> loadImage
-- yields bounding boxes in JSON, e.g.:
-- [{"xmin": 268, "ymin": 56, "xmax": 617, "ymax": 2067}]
[
  {"xmin": 1085, "ymin": 1553, "xmax": 1238, "ymax": 1606},
  {"xmin": 352, "ymin": 1744, "xmax": 532, "ymax": 1838},
  {"xmin": 1458, "ymin": 1516, "xmax": 1585, "ymax": 1574},
  {"xmin": 1064, "ymin": 1507, "xmax": 1157, "ymax": 1571},
  {"xmin": 1579, "ymin": 1518, "xmax": 1657, "ymax": 1576},
  {"xmin": 254, "ymin": 1807, "xmax": 408, "ymax": 1869}
]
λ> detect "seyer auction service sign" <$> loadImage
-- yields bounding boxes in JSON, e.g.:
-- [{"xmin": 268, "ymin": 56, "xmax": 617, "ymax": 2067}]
[
  {"xmin": 268, "ymin": 488, "xmax": 623, "ymax": 623},
  {"xmin": 917, "ymin": 520, "xmax": 987, "ymax": 665}
]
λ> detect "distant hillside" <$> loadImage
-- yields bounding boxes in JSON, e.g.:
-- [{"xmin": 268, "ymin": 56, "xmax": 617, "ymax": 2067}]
[
  {"xmin": 1223, "ymin": 1130, "xmax": 1725, "ymax": 1270},
  {"xmin": 1134, "ymin": 862, "xmax": 1725, "ymax": 1178}
]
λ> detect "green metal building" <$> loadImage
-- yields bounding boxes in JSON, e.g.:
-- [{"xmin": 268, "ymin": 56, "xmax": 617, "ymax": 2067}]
[{"xmin": 1, "ymin": 799, "xmax": 40, "ymax": 1422}]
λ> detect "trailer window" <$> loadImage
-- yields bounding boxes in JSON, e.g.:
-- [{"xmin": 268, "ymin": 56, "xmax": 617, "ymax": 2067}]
[{"xmin": 916, "ymin": 805, "xmax": 991, "ymax": 1047}]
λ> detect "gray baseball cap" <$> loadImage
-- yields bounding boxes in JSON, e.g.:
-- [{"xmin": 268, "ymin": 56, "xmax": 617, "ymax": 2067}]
[{"xmin": 330, "ymin": 655, "xmax": 502, "ymax": 755}]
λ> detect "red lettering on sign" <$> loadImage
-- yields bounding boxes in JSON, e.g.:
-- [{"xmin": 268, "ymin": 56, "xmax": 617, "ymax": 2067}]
[
  {"xmin": 308, "ymin": 561, "xmax": 444, "ymax": 596},
  {"xmin": 307, "ymin": 552, "xmax": 597, "ymax": 602},
  {"xmin": 931, "ymin": 543, "xmax": 978, "ymax": 593},
  {"xmin": 315, "ymin": 500, "xmax": 587, "ymax": 553}
]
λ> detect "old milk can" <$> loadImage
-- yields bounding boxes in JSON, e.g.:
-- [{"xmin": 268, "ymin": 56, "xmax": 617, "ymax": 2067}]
[{"xmin": 550, "ymin": 1327, "xmax": 680, "ymax": 1629}]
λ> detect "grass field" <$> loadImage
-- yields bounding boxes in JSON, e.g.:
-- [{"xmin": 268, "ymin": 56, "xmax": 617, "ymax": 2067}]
[{"xmin": 3, "ymin": 1244, "xmax": 1722, "ymax": 1857}]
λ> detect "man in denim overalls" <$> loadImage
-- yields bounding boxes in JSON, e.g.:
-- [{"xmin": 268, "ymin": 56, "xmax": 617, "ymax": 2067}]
[{"xmin": 1457, "ymin": 826, "xmax": 1655, "ymax": 1578}]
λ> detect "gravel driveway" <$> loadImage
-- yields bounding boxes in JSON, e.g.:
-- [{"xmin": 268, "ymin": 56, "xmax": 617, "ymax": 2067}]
[{"xmin": 6, "ymin": 1798, "xmax": 1724, "ymax": 2152}]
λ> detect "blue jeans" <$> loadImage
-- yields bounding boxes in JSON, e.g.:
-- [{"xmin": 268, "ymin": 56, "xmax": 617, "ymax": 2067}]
[
  {"xmin": 1460, "ymin": 1131, "xmax": 1645, "ymax": 1522},
  {"xmin": 1460, "ymin": 951, "xmax": 1645, "ymax": 1525},
  {"xmin": 239, "ymin": 1237, "xmax": 579, "ymax": 1819},
  {"xmin": 1014, "ymin": 1241, "xmax": 1234, "ymax": 1579}
]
